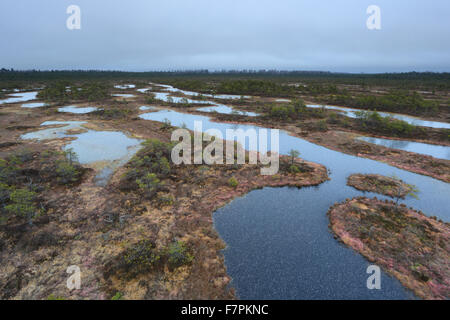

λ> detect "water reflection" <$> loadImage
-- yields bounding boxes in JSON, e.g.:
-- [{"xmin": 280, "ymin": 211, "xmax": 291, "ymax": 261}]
[
  {"xmin": 139, "ymin": 108, "xmax": 450, "ymax": 299},
  {"xmin": 58, "ymin": 106, "xmax": 99, "ymax": 114},
  {"xmin": 0, "ymin": 91, "xmax": 38, "ymax": 104},
  {"xmin": 21, "ymin": 121, "xmax": 142, "ymax": 185},
  {"xmin": 358, "ymin": 136, "xmax": 450, "ymax": 160},
  {"xmin": 307, "ymin": 104, "xmax": 450, "ymax": 129}
]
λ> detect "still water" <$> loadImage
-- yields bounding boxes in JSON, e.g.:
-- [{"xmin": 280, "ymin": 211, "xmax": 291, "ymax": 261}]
[{"xmin": 140, "ymin": 108, "xmax": 449, "ymax": 299}]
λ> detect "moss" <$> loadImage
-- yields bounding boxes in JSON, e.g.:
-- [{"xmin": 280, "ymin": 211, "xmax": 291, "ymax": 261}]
[{"xmin": 328, "ymin": 197, "xmax": 450, "ymax": 300}]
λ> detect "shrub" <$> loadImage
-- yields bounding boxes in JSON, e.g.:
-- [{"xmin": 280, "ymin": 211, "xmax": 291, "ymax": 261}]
[
  {"xmin": 228, "ymin": 177, "xmax": 238, "ymax": 188},
  {"xmin": 5, "ymin": 188, "xmax": 37, "ymax": 222},
  {"xmin": 136, "ymin": 173, "xmax": 162, "ymax": 199},
  {"xmin": 166, "ymin": 241, "xmax": 193, "ymax": 269},
  {"xmin": 56, "ymin": 161, "xmax": 80, "ymax": 185},
  {"xmin": 160, "ymin": 118, "xmax": 172, "ymax": 130},
  {"xmin": 123, "ymin": 240, "xmax": 160, "ymax": 275},
  {"xmin": 355, "ymin": 111, "xmax": 419, "ymax": 136},
  {"xmin": 0, "ymin": 183, "xmax": 11, "ymax": 203},
  {"xmin": 111, "ymin": 292, "xmax": 123, "ymax": 300},
  {"xmin": 288, "ymin": 149, "xmax": 300, "ymax": 165},
  {"xmin": 155, "ymin": 194, "xmax": 174, "ymax": 207},
  {"xmin": 0, "ymin": 158, "xmax": 19, "ymax": 185}
]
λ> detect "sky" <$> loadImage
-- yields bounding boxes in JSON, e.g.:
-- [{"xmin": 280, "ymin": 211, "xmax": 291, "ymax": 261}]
[{"xmin": 0, "ymin": 0, "xmax": 449, "ymax": 73}]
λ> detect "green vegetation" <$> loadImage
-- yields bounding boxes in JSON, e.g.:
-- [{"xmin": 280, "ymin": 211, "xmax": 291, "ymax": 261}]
[
  {"xmin": 279, "ymin": 150, "xmax": 313, "ymax": 174},
  {"xmin": 160, "ymin": 118, "xmax": 172, "ymax": 130},
  {"xmin": 354, "ymin": 110, "xmax": 423, "ymax": 136},
  {"xmin": 347, "ymin": 173, "xmax": 419, "ymax": 202},
  {"xmin": 328, "ymin": 90, "xmax": 440, "ymax": 115},
  {"xmin": 228, "ymin": 177, "xmax": 238, "ymax": 188},
  {"xmin": 92, "ymin": 108, "xmax": 131, "ymax": 119},
  {"xmin": 118, "ymin": 239, "xmax": 193, "ymax": 276},
  {"xmin": 166, "ymin": 240, "xmax": 194, "ymax": 269},
  {"xmin": 136, "ymin": 173, "xmax": 162, "ymax": 200},
  {"xmin": 0, "ymin": 148, "xmax": 84, "ymax": 224},
  {"xmin": 288, "ymin": 149, "xmax": 300, "ymax": 165},
  {"xmin": 267, "ymin": 99, "xmax": 307, "ymax": 120},
  {"xmin": 120, "ymin": 139, "xmax": 173, "ymax": 198},
  {"xmin": 216, "ymin": 80, "xmax": 294, "ymax": 97},
  {"xmin": 111, "ymin": 292, "xmax": 124, "ymax": 300},
  {"xmin": 123, "ymin": 240, "xmax": 161, "ymax": 276},
  {"xmin": 37, "ymin": 80, "xmax": 111, "ymax": 103},
  {"xmin": 4, "ymin": 188, "xmax": 38, "ymax": 223}
]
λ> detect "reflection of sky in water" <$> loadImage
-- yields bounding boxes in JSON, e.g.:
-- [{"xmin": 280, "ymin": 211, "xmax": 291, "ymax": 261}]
[
  {"xmin": 112, "ymin": 93, "xmax": 135, "ymax": 98},
  {"xmin": 153, "ymin": 92, "xmax": 213, "ymax": 104},
  {"xmin": 307, "ymin": 104, "xmax": 450, "ymax": 129},
  {"xmin": 58, "ymin": 106, "xmax": 98, "ymax": 114},
  {"xmin": 21, "ymin": 121, "xmax": 87, "ymax": 140},
  {"xmin": 0, "ymin": 91, "xmax": 38, "ymax": 104},
  {"xmin": 358, "ymin": 136, "xmax": 450, "ymax": 160},
  {"xmin": 139, "ymin": 105, "xmax": 157, "ymax": 111},
  {"xmin": 275, "ymin": 98, "xmax": 291, "ymax": 102},
  {"xmin": 153, "ymin": 90, "xmax": 257, "ymax": 116},
  {"xmin": 196, "ymin": 104, "xmax": 258, "ymax": 116},
  {"xmin": 21, "ymin": 121, "xmax": 142, "ymax": 185},
  {"xmin": 22, "ymin": 102, "xmax": 46, "ymax": 108},
  {"xmin": 114, "ymin": 84, "xmax": 135, "ymax": 89},
  {"xmin": 140, "ymin": 107, "xmax": 449, "ymax": 299},
  {"xmin": 63, "ymin": 130, "xmax": 141, "ymax": 164},
  {"xmin": 152, "ymin": 83, "xmax": 249, "ymax": 99}
]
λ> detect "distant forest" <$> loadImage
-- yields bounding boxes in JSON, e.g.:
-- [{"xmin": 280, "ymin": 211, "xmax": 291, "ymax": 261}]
[{"xmin": 1, "ymin": 69, "xmax": 449, "ymax": 90}]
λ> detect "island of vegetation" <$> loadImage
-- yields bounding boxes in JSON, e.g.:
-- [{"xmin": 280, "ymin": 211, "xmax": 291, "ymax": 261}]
[
  {"xmin": 347, "ymin": 173, "xmax": 418, "ymax": 199},
  {"xmin": 328, "ymin": 197, "xmax": 449, "ymax": 300}
]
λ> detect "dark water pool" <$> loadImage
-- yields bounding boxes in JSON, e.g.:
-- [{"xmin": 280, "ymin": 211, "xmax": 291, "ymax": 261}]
[{"xmin": 139, "ymin": 107, "xmax": 449, "ymax": 300}]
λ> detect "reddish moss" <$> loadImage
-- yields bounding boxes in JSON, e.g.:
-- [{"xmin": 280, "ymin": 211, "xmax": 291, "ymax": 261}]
[{"xmin": 328, "ymin": 197, "xmax": 450, "ymax": 300}]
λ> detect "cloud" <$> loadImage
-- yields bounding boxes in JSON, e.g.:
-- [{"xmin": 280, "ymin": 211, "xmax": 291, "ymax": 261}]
[{"xmin": 0, "ymin": 0, "xmax": 449, "ymax": 72}]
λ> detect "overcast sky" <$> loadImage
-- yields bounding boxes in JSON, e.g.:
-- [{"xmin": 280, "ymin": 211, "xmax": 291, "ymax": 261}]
[{"xmin": 1, "ymin": 0, "xmax": 449, "ymax": 73}]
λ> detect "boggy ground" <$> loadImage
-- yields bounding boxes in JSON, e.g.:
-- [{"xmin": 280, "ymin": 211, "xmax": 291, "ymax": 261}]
[
  {"xmin": 0, "ymin": 82, "xmax": 447, "ymax": 299},
  {"xmin": 0, "ymin": 100, "xmax": 328, "ymax": 299},
  {"xmin": 197, "ymin": 109, "xmax": 450, "ymax": 183},
  {"xmin": 327, "ymin": 197, "xmax": 449, "ymax": 300},
  {"xmin": 347, "ymin": 174, "xmax": 416, "ymax": 198},
  {"xmin": 148, "ymin": 85, "xmax": 449, "ymax": 182}
]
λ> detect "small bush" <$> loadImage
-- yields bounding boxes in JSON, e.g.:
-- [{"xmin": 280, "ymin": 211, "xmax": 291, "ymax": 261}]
[
  {"xmin": 228, "ymin": 177, "xmax": 238, "ymax": 188},
  {"xmin": 5, "ymin": 188, "xmax": 37, "ymax": 221},
  {"xmin": 123, "ymin": 240, "xmax": 161, "ymax": 275},
  {"xmin": 111, "ymin": 292, "xmax": 123, "ymax": 300},
  {"xmin": 136, "ymin": 173, "xmax": 162, "ymax": 200},
  {"xmin": 166, "ymin": 241, "xmax": 193, "ymax": 269},
  {"xmin": 56, "ymin": 161, "xmax": 80, "ymax": 185}
]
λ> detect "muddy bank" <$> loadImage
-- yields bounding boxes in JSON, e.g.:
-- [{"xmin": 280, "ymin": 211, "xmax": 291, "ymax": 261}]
[{"xmin": 328, "ymin": 197, "xmax": 450, "ymax": 300}]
